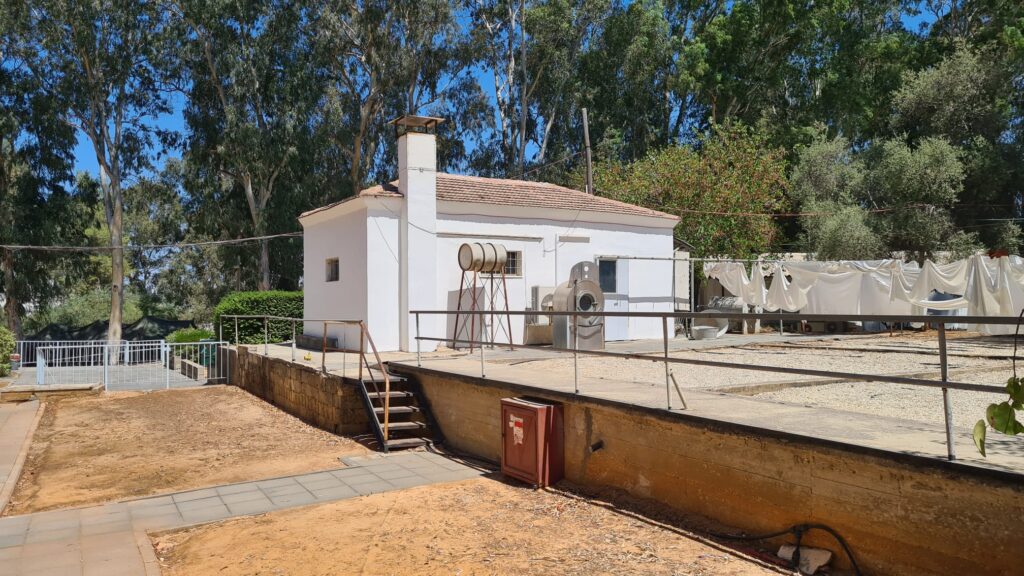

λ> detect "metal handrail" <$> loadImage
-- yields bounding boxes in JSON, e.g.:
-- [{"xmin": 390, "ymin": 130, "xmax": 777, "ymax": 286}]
[
  {"xmin": 410, "ymin": 307, "xmax": 1024, "ymax": 462},
  {"xmin": 220, "ymin": 315, "xmax": 392, "ymax": 443}
]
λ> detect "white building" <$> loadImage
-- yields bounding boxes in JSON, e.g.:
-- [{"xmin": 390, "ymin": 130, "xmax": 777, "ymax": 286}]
[{"xmin": 299, "ymin": 116, "xmax": 679, "ymax": 352}]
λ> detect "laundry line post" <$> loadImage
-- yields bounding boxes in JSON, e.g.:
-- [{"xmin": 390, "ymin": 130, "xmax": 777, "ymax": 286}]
[
  {"xmin": 938, "ymin": 323, "xmax": 956, "ymax": 461},
  {"xmin": 291, "ymin": 320, "xmax": 297, "ymax": 362},
  {"xmin": 663, "ymin": 316, "xmax": 671, "ymax": 410}
]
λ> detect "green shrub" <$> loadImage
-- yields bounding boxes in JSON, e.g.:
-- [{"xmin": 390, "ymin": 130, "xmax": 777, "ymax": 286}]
[
  {"xmin": 167, "ymin": 327, "xmax": 215, "ymax": 344},
  {"xmin": 0, "ymin": 326, "xmax": 14, "ymax": 376},
  {"xmin": 213, "ymin": 291, "xmax": 303, "ymax": 344}
]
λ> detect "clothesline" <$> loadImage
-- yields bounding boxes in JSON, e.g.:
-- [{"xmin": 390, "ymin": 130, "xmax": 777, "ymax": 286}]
[{"xmin": 704, "ymin": 255, "xmax": 1024, "ymax": 335}]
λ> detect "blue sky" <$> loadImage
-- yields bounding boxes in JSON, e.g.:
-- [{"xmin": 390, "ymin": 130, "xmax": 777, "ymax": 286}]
[{"xmin": 71, "ymin": 6, "xmax": 938, "ymax": 177}]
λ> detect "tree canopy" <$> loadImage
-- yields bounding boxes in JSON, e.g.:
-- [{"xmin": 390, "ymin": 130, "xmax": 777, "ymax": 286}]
[{"xmin": 0, "ymin": 0, "xmax": 1020, "ymax": 327}]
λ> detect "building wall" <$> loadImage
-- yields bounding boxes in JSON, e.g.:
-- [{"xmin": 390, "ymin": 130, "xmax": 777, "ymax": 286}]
[
  {"xmin": 303, "ymin": 200, "xmax": 675, "ymax": 351},
  {"xmin": 301, "ymin": 206, "xmax": 368, "ymax": 348},
  {"xmin": 434, "ymin": 207, "xmax": 675, "ymax": 344},
  {"xmin": 365, "ymin": 201, "xmax": 402, "ymax": 351},
  {"xmin": 397, "ymin": 365, "xmax": 1022, "ymax": 576}
]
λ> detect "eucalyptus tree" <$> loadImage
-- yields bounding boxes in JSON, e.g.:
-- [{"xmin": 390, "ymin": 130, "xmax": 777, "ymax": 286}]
[
  {"xmin": 175, "ymin": 0, "xmax": 318, "ymax": 290},
  {"xmin": 0, "ymin": 47, "xmax": 82, "ymax": 337},
  {"xmin": 22, "ymin": 0, "xmax": 177, "ymax": 344},
  {"xmin": 312, "ymin": 0, "xmax": 478, "ymax": 189}
]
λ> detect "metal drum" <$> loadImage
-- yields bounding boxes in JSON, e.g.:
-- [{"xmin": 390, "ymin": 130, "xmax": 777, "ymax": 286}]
[{"xmin": 458, "ymin": 242, "xmax": 509, "ymax": 273}]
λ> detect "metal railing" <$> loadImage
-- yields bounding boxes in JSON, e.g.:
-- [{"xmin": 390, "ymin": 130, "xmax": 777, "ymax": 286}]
[
  {"xmin": 411, "ymin": 309, "xmax": 1024, "ymax": 462},
  {"xmin": 34, "ymin": 340, "xmax": 230, "ymax": 391},
  {"xmin": 217, "ymin": 315, "xmax": 393, "ymax": 442},
  {"xmin": 14, "ymin": 339, "xmax": 165, "ymax": 368}
]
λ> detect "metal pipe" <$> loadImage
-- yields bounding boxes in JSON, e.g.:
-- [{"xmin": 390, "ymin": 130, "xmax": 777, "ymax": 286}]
[
  {"xmin": 291, "ymin": 320, "xmax": 296, "ymax": 362},
  {"xmin": 479, "ymin": 312, "xmax": 486, "ymax": 377},
  {"xmin": 416, "ymin": 335, "xmax": 999, "ymax": 394},
  {"xmin": 663, "ymin": 316, "xmax": 671, "ymax": 410},
  {"xmin": 321, "ymin": 322, "xmax": 328, "ymax": 374},
  {"xmin": 415, "ymin": 313, "xmax": 422, "ymax": 367},
  {"xmin": 263, "ymin": 317, "xmax": 268, "ymax": 355},
  {"xmin": 938, "ymin": 324, "xmax": 956, "ymax": 461},
  {"xmin": 408, "ymin": 309, "xmax": 1024, "ymax": 326},
  {"xmin": 234, "ymin": 317, "xmax": 239, "ymax": 348},
  {"xmin": 573, "ymin": 281, "xmax": 579, "ymax": 394}
]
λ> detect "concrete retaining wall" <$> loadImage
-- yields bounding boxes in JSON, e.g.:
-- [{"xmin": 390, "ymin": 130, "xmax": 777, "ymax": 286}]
[
  {"xmin": 396, "ymin": 364, "xmax": 1020, "ymax": 576},
  {"xmin": 230, "ymin": 347, "xmax": 369, "ymax": 435}
]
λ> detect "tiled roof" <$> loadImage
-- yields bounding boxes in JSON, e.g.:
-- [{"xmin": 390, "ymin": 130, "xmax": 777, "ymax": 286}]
[{"xmin": 300, "ymin": 173, "xmax": 678, "ymax": 221}]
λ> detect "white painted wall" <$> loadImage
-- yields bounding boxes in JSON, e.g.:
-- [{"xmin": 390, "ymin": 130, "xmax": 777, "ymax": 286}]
[{"xmin": 301, "ymin": 205, "xmax": 368, "ymax": 349}]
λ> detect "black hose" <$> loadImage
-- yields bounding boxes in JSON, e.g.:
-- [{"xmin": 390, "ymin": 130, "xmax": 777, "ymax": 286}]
[{"xmin": 704, "ymin": 522, "xmax": 863, "ymax": 576}]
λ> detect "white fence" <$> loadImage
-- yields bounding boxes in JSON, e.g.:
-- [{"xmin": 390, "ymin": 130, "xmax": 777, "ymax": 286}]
[
  {"xmin": 31, "ymin": 340, "xmax": 230, "ymax": 391},
  {"xmin": 14, "ymin": 340, "xmax": 164, "ymax": 368}
]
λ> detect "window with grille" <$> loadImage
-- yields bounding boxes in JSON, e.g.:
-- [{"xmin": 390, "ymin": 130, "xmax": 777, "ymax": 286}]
[
  {"xmin": 325, "ymin": 258, "xmax": 339, "ymax": 282},
  {"xmin": 503, "ymin": 251, "xmax": 522, "ymax": 276}
]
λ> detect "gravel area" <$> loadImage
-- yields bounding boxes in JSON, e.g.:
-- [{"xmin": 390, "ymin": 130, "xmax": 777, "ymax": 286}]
[
  {"xmin": 755, "ymin": 370, "xmax": 1012, "ymax": 429},
  {"xmin": 510, "ymin": 344, "xmax": 1010, "ymax": 390}
]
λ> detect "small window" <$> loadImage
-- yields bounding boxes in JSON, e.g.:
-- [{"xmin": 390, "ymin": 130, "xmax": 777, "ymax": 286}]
[
  {"xmin": 503, "ymin": 251, "xmax": 522, "ymax": 277},
  {"xmin": 325, "ymin": 258, "xmax": 339, "ymax": 282},
  {"xmin": 599, "ymin": 259, "xmax": 617, "ymax": 293}
]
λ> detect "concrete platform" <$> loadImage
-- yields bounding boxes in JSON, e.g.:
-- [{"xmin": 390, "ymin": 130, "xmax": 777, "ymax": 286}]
[{"xmin": 393, "ymin": 356, "xmax": 1024, "ymax": 477}]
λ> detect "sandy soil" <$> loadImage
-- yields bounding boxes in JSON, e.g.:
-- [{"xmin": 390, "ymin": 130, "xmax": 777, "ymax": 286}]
[
  {"xmin": 153, "ymin": 478, "xmax": 785, "ymax": 576},
  {"xmin": 5, "ymin": 385, "xmax": 367, "ymax": 514}
]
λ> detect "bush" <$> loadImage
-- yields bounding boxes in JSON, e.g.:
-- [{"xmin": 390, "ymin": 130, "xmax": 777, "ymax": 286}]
[
  {"xmin": 167, "ymin": 327, "xmax": 215, "ymax": 343},
  {"xmin": 0, "ymin": 326, "xmax": 14, "ymax": 376},
  {"xmin": 213, "ymin": 291, "xmax": 303, "ymax": 344}
]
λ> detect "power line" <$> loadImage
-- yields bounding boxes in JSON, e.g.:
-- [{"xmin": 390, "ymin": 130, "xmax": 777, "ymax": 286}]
[
  {"xmin": 675, "ymin": 204, "xmax": 930, "ymax": 218},
  {"xmin": 0, "ymin": 231, "xmax": 303, "ymax": 253}
]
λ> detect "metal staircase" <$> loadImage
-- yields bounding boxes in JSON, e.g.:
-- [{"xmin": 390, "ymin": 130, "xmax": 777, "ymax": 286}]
[{"xmin": 324, "ymin": 320, "xmax": 437, "ymax": 452}]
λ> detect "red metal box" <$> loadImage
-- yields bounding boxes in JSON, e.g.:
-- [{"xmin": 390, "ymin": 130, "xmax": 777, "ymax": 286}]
[{"xmin": 500, "ymin": 397, "xmax": 564, "ymax": 488}]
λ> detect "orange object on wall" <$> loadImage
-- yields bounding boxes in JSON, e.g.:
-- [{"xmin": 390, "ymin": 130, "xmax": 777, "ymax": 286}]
[{"xmin": 500, "ymin": 397, "xmax": 564, "ymax": 488}]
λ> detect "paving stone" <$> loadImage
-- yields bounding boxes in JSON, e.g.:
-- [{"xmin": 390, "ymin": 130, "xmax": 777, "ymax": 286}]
[
  {"xmin": 255, "ymin": 477, "xmax": 298, "ymax": 489},
  {"xmin": 262, "ymin": 483, "xmax": 308, "ymax": 498},
  {"xmin": 214, "ymin": 483, "xmax": 257, "ymax": 495},
  {"xmin": 384, "ymin": 476, "xmax": 432, "ymax": 490},
  {"xmin": 79, "ymin": 519, "xmax": 132, "ymax": 537},
  {"xmin": 129, "ymin": 504, "xmax": 179, "ymax": 520},
  {"xmin": 225, "ymin": 498, "xmax": 276, "ymax": 516},
  {"xmin": 349, "ymin": 481, "xmax": 393, "ymax": 497},
  {"xmin": 132, "ymin": 513, "xmax": 186, "ymax": 532},
  {"xmin": 18, "ymin": 540, "xmax": 78, "ymax": 559},
  {"xmin": 331, "ymin": 470, "xmax": 379, "ymax": 485},
  {"xmin": 179, "ymin": 505, "xmax": 231, "ymax": 525},
  {"xmin": 219, "ymin": 490, "xmax": 267, "ymax": 505},
  {"xmin": 175, "ymin": 496, "xmax": 225, "ymax": 512},
  {"xmin": 295, "ymin": 471, "xmax": 337, "ymax": 484},
  {"xmin": 127, "ymin": 496, "xmax": 174, "ymax": 509},
  {"xmin": 297, "ymin": 477, "xmax": 344, "ymax": 492},
  {"xmin": 82, "ymin": 557, "xmax": 145, "ymax": 576},
  {"xmin": 25, "ymin": 528, "xmax": 78, "ymax": 545},
  {"xmin": 19, "ymin": 549, "xmax": 80, "ymax": 571},
  {"xmin": 310, "ymin": 485, "xmax": 358, "ymax": 501},
  {"xmin": 172, "ymin": 488, "xmax": 219, "ymax": 503},
  {"xmin": 269, "ymin": 492, "xmax": 317, "ymax": 508},
  {"xmin": 375, "ymin": 468, "xmax": 420, "ymax": 481},
  {"xmin": 0, "ymin": 531, "xmax": 27, "ymax": 549},
  {"xmin": 21, "ymin": 564, "xmax": 82, "ymax": 576}
]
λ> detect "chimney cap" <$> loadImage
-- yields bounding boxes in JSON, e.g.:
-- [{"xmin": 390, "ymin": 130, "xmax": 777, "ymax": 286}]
[{"xmin": 390, "ymin": 115, "xmax": 446, "ymax": 136}]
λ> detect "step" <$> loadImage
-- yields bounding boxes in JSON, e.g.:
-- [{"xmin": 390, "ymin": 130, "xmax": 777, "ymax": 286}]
[
  {"xmin": 374, "ymin": 405, "xmax": 419, "ymax": 415},
  {"xmin": 384, "ymin": 421, "xmax": 427, "ymax": 432},
  {"xmin": 366, "ymin": 390, "xmax": 414, "ymax": 400},
  {"xmin": 384, "ymin": 437, "xmax": 431, "ymax": 450}
]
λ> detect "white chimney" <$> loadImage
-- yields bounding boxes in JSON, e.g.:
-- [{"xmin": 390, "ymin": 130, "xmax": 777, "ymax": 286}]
[{"xmin": 394, "ymin": 116, "xmax": 443, "ymax": 351}]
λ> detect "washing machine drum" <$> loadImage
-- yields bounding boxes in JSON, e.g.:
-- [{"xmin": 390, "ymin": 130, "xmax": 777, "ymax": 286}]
[{"xmin": 553, "ymin": 279, "xmax": 604, "ymax": 326}]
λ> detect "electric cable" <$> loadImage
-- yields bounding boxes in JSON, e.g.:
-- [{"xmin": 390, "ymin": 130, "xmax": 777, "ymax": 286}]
[{"xmin": 703, "ymin": 522, "xmax": 863, "ymax": 576}]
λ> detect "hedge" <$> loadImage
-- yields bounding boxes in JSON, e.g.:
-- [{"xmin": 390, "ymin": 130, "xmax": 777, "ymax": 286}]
[
  {"xmin": 167, "ymin": 327, "xmax": 215, "ymax": 344},
  {"xmin": 213, "ymin": 291, "xmax": 303, "ymax": 344},
  {"xmin": 0, "ymin": 326, "xmax": 14, "ymax": 376}
]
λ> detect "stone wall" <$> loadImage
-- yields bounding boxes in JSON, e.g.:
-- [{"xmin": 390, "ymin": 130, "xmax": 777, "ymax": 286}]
[
  {"xmin": 230, "ymin": 346, "xmax": 369, "ymax": 435},
  {"xmin": 395, "ymin": 364, "xmax": 1021, "ymax": 576}
]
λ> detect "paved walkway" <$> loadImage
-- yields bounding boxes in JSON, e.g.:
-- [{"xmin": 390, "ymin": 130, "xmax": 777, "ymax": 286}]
[
  {"xmin": 0, "ymin": 450, "xmax": 487, "ymax": 575},
  {"xmin": 0, "ymin": 401, "xmax": 40, "ymax": 509}
]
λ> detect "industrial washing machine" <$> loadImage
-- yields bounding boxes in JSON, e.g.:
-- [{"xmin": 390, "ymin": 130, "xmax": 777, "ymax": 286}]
[{"xmin": 552, "ymin": 262, "xmax": 605, "ymax": 351}]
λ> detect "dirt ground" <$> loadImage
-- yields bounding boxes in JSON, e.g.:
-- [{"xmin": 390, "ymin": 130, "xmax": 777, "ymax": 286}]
[
  {"xmin": 5, "ymin": 385, "xmax": 367, "ymax": 514},
  {"xmin": 153, "ymin": 478, "xmax": 786, "ymax": 576}
]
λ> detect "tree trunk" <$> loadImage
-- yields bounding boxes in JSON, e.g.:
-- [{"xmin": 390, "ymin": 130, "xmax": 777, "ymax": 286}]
[
  {"xmin": 104, "ymin": 172, "xmax": 124, "ymax": 350},
  {"xmin": 258, "ymin": 237, "xmax": 271, "ymax": 290},
  {"xmin": 2, "ymin": 249, "xmax": 22, "ymax": 339}
]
